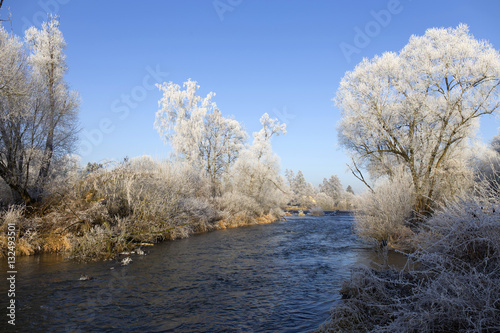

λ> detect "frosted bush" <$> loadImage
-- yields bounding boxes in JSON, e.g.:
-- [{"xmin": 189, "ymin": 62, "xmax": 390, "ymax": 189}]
[
  {"xmin": 71, "ymin": 157, "xmax": 223, "ymax": 246},
  {"xmin": 175, "ymin": 197, "xmax": 220, "ymax": 232},
  {"xmin": 354, "ymin": 169, "xmax": 415, "ymax": 245},
  {"xmin": 314, "ymin": 192, "xmax": 336, "ymax": 210},
  {"xmin": 320, "ymin": 184, "xmax": 500, "ymax": 332},
  {"xmin": 217, "ymin": 191, "xmax": 263, "ymax": 222},
  {"xmin": 71, "ymin": 225, "xmax": 113, "ymax": 260}
]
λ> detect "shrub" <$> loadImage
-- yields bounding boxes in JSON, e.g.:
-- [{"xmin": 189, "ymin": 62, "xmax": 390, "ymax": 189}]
[
  {"xmin": 354, "ymin": 170, "xmax": 415, "ymax": 248},
  {"xmin": 310, "ymin": 206, "xmax": 325, "ymax": 216},
  {"xmin": 319, "ymin": 184, "xmax": 500, "ymax": 332},
  {"xmin": 314, "ymin": 192, "xmax": 336, "ymax": 210},
  {"xmin": 216, "ymin": 191, "xmax": 263, "ymax": 226},
  {"xmin": 1, "ymin": 154, "xmax": 286, "ymax": 259}
]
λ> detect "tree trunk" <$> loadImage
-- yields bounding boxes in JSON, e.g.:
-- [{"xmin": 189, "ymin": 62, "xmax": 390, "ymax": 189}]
[
  {"xmin": 0, "ymin": 171, "xmax": 34, "ymax": 205},
  {"xmin": 37, "ymin": 61, "xmax": 56, "ymax": 191},
  {"xmin": 37, "ymin": 128, "xmax": 54, "ymax": 186}
]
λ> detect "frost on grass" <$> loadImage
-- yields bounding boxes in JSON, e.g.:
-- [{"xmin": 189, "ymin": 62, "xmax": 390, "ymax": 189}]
[
  {"xmin": 354, "ymin": 168, "xmax": 415, "ymax": 250},
  {"xmin": 0, "ymin": 152, "xmax": 287, "ymax": 259},
  {"xmin": 319, "ymin": 188, "xmax": 500, "ymax": 332}
]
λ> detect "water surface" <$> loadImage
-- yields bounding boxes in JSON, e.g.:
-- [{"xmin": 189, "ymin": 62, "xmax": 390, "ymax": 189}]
[{"xmin": 1, "ymin": 212, "xmax": 407, "ymax": 332}]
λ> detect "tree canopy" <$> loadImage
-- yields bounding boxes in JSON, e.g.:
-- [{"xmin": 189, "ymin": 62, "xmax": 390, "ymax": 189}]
[
  {"xmin": 155, "ymin": 79, "xmax": 246, "ymax": 196},
  {"xmin": 336, "ymin": 24, "xmax": 500, "ymax": 215}
]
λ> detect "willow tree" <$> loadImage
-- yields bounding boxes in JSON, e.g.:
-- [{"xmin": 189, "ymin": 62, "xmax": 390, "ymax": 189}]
[{"xmin": 336, "ymin": 24, "xmax": 500, "ymax": 216}]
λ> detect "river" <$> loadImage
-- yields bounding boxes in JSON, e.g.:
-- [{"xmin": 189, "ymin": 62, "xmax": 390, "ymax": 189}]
[{"xmin": 1, "ymin": 212, "xmax": 407, "ymax": 332}]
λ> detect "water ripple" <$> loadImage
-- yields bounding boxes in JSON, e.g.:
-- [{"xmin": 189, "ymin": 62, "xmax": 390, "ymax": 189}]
[{"xmin": 0, "ymin": 212, "xmax": 406, "ymax": 332}]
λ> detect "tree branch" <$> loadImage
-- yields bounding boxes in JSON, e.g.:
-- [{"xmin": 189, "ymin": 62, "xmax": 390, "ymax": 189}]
[{"xmin": 348, "ymin": 160, "xmax": 374, "ymax": 193}]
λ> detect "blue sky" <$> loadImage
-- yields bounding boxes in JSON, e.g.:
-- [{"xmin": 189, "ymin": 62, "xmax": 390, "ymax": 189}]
[{"xmin": 2, "ymin": 0, "xmax": 500, "ymax": 193}]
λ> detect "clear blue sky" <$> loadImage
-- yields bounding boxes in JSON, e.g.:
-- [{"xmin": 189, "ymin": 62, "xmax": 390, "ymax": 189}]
[{"xmin": 3, "ymin": 0, "xmax": 500, "ymax": 193}]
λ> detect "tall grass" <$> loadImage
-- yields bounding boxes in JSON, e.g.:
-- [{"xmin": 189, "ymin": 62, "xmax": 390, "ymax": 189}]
[
  {"xmin": 0, "ymin": 156, "xmax": 283, "ymax": 260},
  {"xmin": 318, "ymin": 181, "xmax": 500, "ymax": 332},
  {"xmin": 354, "ymin": 171, "xmax": 415, "ymax": 250}
]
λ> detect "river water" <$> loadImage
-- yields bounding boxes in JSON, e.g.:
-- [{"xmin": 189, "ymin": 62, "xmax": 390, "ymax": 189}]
[{"xmin": 1, "ymin": 212, "xmax": 407, "ymax": 332}]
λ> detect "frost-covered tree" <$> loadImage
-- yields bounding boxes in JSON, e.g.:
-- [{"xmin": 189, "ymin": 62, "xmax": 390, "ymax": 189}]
[
  {"xmin": 0, "ymin": 25, "xmax": 32, "ymax": 203},
  {"xmin": 491, "ymin": 132, "xmax": 500, "ymax": 155},
  {"xmin": 284, "ymin": 169, "xmax": 296, "ymax": 193},
  {"xmin": 346, "ymin": 185, "xmax": 354, "ymax": 195},
  {"xmin": 471, "ymin": 133, "xmax": 500, "ymax": 189},
  {"xmin": 319, "ymin": 175, "xmax": 343, "ymax": 204},
  {"xmin": 285, "ymin": 169, "xmax": 316, "ymax": 207},
  {"xmin": 336, "ymin": 24, "xmax": 500, "ymax": 216},
  {"xmin": 229, "ymin": 113, "xmax": 286, "ymax": 213},
  {"xmin": 155, "ymin": 79, "xmax": 246, "ymax": 197},
  {"xmin": 25, "ymin": 15, "xmax": 79, "ymax": 189},
  {"xmin": 0, "ymin": 17, "xmax": 78, "ymax": 204}
]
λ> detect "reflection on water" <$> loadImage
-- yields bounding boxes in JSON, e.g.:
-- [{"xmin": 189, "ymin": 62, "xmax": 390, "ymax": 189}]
[
  {"xmin": 1, "ymin": 212, "xmax": 408, "ymax": 332},
  {"xmin": 355, "ymin": 246, "xmax": 410, "ymax": 270}
]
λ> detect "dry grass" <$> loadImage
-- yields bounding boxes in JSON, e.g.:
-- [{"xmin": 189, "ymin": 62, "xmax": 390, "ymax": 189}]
[
  {"xmin": 319, "ymin": 185, "xmax": 500, "ymax": 332},
  {"xmin": 1, "ymin": 156, "xmax": 284, "ymax": 260}
]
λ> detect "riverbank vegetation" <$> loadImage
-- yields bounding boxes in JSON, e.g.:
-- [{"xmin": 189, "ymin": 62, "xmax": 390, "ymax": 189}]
[
  {"xmin": 319, "ymin": 180, "xmax": 500, "ymax": 332},
  {"xmin": 0, "ymin": 16, "xmax": 292, "ymax": 260},
  {"xmin": 284, "ymin": 169, "xmax": 356, "ymax": 211},
  {"xmin": 0, "ymin": 153, "xmax": 285, "ymax": 260},
  {"xmin": 319, "ymin": 24, "xmax": 500, "ymax": 332}
]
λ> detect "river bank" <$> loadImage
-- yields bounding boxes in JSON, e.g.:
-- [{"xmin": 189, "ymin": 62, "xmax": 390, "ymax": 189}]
[
  {"xmin": 0, "ymin": 158, "xmax": 288, "ymax": 261},
  {"xmin": 317, "ymin": 194, "xmax": 500, "ymax": 332},
  {"xmin": 1, "ymin": 213, "xmax": 379, "ymax": 332},
  {"xmin": 0, "ymin": 200, "xmax": 281, "ymax": 260}
]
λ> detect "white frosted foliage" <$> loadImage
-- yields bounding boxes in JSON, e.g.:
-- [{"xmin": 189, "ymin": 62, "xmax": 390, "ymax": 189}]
[
  {"xmin": 155, "ymin": 79, "xmax": 246, "ymax": 196},
  {"xmin": 336, "ymin": 24, "xmax": 500, "ymax": 213},
  {"xmin": 229, "ymin": 113, "xmax": 287, "ymax": 211},
  {"xmin": 0, "ymin": 16, "xmax": 79, "ymax": 203}
]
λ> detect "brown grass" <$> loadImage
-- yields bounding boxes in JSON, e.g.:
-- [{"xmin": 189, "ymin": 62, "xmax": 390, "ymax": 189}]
[{"xmin": 1, "ymin": 158, "xmax": 285, "ymax": 260}]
